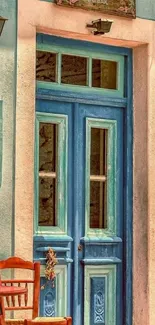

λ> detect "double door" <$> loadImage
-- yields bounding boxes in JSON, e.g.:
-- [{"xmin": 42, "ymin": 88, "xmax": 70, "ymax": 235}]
[{"xmin": 34, "ymin": 96, "xmax": 124, "ymax": 325}]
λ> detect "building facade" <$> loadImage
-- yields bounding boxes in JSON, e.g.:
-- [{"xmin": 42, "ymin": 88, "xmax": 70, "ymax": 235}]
[{"xmin": 0, "ymin": 0, "xmax": 155, "ymax": 324}]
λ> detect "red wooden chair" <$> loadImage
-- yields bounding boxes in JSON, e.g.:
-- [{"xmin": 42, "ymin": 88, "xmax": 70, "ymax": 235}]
[
  {"xmin": 0, "ymin": 257, "xmax": 72, "ymax": 325},
  {"xmin": 0, "ymin": 257, "xmax": 40, "ymax": 324}
]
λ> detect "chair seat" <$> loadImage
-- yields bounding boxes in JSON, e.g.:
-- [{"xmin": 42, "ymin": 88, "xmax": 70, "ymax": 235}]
[
  {"xmin": 6, "ymin": 320, "xmax": 24, "ymax": 324},
  {"xmin": 24, "ymin": 317, "xmax": 72, "ymax": 325},
  {"xmin": 33, "ymin": 319, "xmax": 65, "ymax": 323}
]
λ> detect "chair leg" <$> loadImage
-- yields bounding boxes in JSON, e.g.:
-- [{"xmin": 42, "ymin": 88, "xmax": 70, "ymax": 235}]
[
  {"xmin": 65, "ymin": 317, "xmax": 72, "ymax": 325},
  {"xmin": 0, "ymin": 298, "xmax": 5, "ymax": 319},
  {"xmin": 24, "ymin": 320, "xmax": 31, "ymax": 325},
  {"xmin": 0, "ymin": 315, "xmax": 6, "ymax": 325},
  {"xmin": 0, "ymin": 297, "xmax": 5, "ymax": 325}
]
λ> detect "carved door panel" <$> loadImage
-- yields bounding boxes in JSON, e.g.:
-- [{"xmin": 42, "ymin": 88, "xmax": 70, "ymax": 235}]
[{"xmin": 34, "ymin": 98, "xmax": 124, "ymax": 325}]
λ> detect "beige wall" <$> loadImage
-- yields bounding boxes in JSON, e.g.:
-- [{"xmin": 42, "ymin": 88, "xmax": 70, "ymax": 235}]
[
  {"xmin": 16, "ymin": 0, "xmax": 155, "ymax": 324},
  {"xmin": 133, "ymin": 45, "xmax": 148, "ymax": 325}
]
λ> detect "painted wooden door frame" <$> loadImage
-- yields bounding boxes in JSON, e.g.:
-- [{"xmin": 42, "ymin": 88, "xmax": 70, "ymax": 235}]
[{"xmin": 35, "ymin": 35, "xmax": 133, "ymax": 325}]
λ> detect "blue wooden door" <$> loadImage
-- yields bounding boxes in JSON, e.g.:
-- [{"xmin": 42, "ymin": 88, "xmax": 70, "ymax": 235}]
[{"xmin": 34, "ymin": 96, "xmax": 124, "ymax": 325}]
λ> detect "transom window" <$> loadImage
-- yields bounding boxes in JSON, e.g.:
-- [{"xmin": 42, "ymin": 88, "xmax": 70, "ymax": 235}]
[
  {"xmin": 36, "ymin": 50, "xmax": 117, "ymax": 90},
  {"xmin": 36, "ymin": 46, "xmax": 124, "ymax": 97}
]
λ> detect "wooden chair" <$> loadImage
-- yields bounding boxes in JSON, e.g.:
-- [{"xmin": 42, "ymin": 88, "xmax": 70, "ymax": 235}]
[
  {"xmin": 0, "ymin": 257, "xmax": 72, "ymax": 325},
  {"xmin": 0, "ymin": 257, "xmax": 40, "ymax": 324}
]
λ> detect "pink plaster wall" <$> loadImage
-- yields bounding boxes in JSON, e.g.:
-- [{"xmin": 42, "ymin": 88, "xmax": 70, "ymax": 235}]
[
  {"xmin": 133, "ymin": 45, "xmax": 148, "ymax": 325},
  {"xmin": 15, "ymin": 0, "xmax": 155, "ymax": 324}
]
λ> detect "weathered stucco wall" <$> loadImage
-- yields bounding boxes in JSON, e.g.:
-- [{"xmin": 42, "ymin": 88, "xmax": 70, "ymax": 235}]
[
  {"xmin": 133, "ymin": 45, "xmax": 148, "ymax": 325},
  {"xmin": 0, "ymin": 0, "xmax": 16, "ymax": 259}
]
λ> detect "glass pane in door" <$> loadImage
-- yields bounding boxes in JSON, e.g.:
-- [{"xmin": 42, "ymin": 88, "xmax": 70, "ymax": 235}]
[
  {"xmin": 39, "ymin": 122, "xmax": 58, "ymax": 226},
  {"xmin": 90, "ymin": 127, "xmax": 107, "ymax": 228}
]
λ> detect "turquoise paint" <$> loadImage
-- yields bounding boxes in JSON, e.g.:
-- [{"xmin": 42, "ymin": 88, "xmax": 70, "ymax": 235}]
[
  {"xmin": 57, "ymin": 53, "xmax": 61, "ymax": 85},
  {"xmin": 88, "ymin": 58, "xmax": 92, "ymax": 87},
  {"xmin": 37, "ymin": 43, "xmax": 124, "ymax": 98},
  {"xmin": 90, "ymin": 277, "xmax": 106, "ymax": 325},
  {"xmin": 34, "ymin": 235, "xmax": 73, "ymax": 242},
  {"xmin": 40, "ymin": 265, "xmax": 67, "ymax": 316},
  {"xmin": 35, "ymin": 97, "xmax": 125, "ymax": 325},
  {"xmin": 82, "ymin": 258, "xmax": 121, "ymax": 264},
  {"xmin": 36, "ymin": 96, "xmax": 124, "ymax": 325},
  {"xmin": 0, "ymin": 0, "xmax": 17, "ymax": 259},
  {"xmin": 37, "ymin": 81, "xmax": 123, "ymax": 98},
  {"xmin": 85, "ymin": 118, "xmax": 117, "ymax": 238},
  {"xmin": 34, "ymin": 257, "xmax": 73, "ymax": 264},
  {"xmin": 136, "ymin": 0, "xmax": 155, "ymax": 20},
  {"xmin": 35, "ymin": 35, "xmax": 133, "ymax": 325},
  {"xmin": 84, "ymin": 265, "xmax": 116, "ymax": 325},
  {"xmin": 35, "ymin": 112, "xmax": 68, "ymax": 235},
  {"xmin": 36, "ymin": 246, "xmax": 70, "ymax": 252},
  {"xmin": 80, "ymin": 236, "xmax": 122, "ymax": 243}
]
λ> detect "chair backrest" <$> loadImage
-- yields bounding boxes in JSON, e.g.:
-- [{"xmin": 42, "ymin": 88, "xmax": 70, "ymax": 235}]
[{"xmin": 0, "ymin": 257, "xmax": 40, "ymax": 319}]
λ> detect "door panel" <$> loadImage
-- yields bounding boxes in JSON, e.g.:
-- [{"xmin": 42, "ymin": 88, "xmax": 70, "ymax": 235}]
[
  {"xmin": 73, "ymin": 103, "xmax": 123, "ymax": 325},
  {"xmin": 34, "ymin": 99, "xmax": 124, "ymax": 325}
]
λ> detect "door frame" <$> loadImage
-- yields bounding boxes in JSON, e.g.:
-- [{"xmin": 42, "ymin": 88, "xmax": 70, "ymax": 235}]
[{"xmin": 35, "ymin": 35, "xmax": 133, "ymax": 325}]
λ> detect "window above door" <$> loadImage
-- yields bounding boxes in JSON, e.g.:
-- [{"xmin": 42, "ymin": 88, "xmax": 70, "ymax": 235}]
[{"xmin": 36, "ymin": 35, "xmax": 125, "ymax": 98}]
